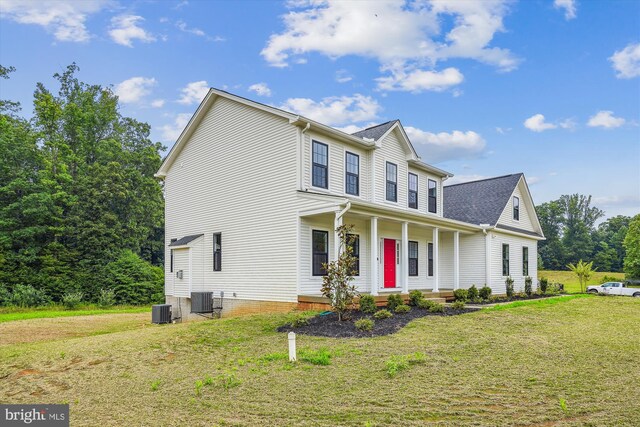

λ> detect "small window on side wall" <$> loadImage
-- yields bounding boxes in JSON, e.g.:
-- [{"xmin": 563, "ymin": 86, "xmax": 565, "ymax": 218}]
[
  {"xmin": 427, "ymin": 243, "xmax": 434, "ymax": 277},
  {"xmin": 408, "ymin": 173, "xmax": 418, "ymax": 209},
  {"xmin": 502, "ymin": 244, "xmax": 509, "ymax": 276},
  {"xmin": 213, "ymin": 233, "xmax": 222, "ymax": 271},
  {"xmin": 523, "ymin": 246, "xmax": 529, "ymax": 276},
  {"xmin": 312, "ymin": 230, "xmax": 328, "ymax": 276},
  {"xmin": 513, "ymin": 196, "xmax": 520, "ymax": 221},
  {"xmin": 312, "ymin": 141, "xmax": 328, "ymax": 189},
  {"xmin": 409, "ymin": 241, "xmax": 418, "ymax": 276},
  {"xmin": 428, "ymin": 179, "xmax": 437, "ymax": 213},
  {"xmin": 386, "ymin": 162, "xmax": 397, "ymax": 202},
  {"xmin": 347, "ymin": 234, "xmax": 360, "ymax": 276},
  {"xmin": 345, "ymin": 152, "xmax": 359, "ymax": 196}
]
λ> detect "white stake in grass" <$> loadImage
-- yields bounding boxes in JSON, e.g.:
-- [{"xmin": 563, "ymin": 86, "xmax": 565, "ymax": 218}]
[{"xmin": 288, "ymin": 332, "xmax": 297, "ymax": 362}]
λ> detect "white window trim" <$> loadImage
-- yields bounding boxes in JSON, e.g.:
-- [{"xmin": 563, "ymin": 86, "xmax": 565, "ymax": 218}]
[
  {"xmin": 309, "ymin": 227, "xmax": 331, "ymax": 280},
  {"xmin": 343, "ymin": 147, "xmax": 364, "ymax": 200},
  {"xmin": 310, "ymin": 139, "xmax": 330, "ymax": 192}
]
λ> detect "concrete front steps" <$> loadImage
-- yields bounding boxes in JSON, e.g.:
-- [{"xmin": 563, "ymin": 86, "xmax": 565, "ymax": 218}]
[{"xmin": 298, "ymin": 290, "xmax": 453, "ymax": 311}]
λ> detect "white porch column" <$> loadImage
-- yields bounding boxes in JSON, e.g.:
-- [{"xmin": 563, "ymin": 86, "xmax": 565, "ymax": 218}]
[
  {"xmin": 484, "ymin": 230, "xmax": 492, "ymax": 287},
  {"xmin": 370, "ymin": 217, "xmax": 379, "ymax": 296},
  {"xmin": 432, "ymin": 227, "xmax": 440, "ymax": 292},
  {"xmin": 401, "ymin": 221, "xmax": 409, "ymax": 293},
  {"xmin": 333, "ymin": 213, "xmax": 343, "ymax": 260},
  {"xmin": 453, "ymin": 231, "xmax": 460, "ymax": 290}
]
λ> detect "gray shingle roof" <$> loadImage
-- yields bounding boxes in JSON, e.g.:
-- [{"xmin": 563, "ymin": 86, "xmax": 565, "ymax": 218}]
[
  {"xmin": 169, "ymin": 234, "xmax": 204, "ymax": 246},
  {"xmin": 443, "ymin": 174, "xmax": 523, "ymax": 226},
  {"xmin": 351, "ymin": 120, "xmax": 398, "ymax": 140}
]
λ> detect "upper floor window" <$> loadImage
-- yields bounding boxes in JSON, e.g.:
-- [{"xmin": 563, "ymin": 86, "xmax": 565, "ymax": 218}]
[
  {"xmin": 409, "ymin": 241, "xmax": 418, "ymax": 276},
  {"xmin": 428, "ymin": 179, "xmax": 437, "ymax": 213},
  {"xmin": 213, "ymin": 233, "xmax": 222, "ymax": 271},
  {"xmin": 502, "ymin": 244, "xmax": 509, "ymax": 276},
  {"xmin": 386, "ymin": 162, "xmax": 397, "ymax": 202},
  {"xmin": 513, "ymin": 196, "xmax": 520, "ymax": 220},
  {"xmin": 347, "ymin": 233, "xmax": 360, "ymax": 276},
  {"xmin": 312, "ymin": 230, "xmax": 328, "ymax": 276},
  {"xmin": 427, "ymin": 243, "xmax": 434, "ymax": 277},
  {"xmin": 522, "ymin": 247, "xmax": 529, "ymax": 276},
  {"xmin": 312, "ymin": 141, "xmax": 328, "ymax": 189},
  {"xmin": 408, "ymin": 173, "xmax": 418, "ymax": 209},
  {"xmin": 345, "ymin": 152, "xmax": 359, "ymax": 196}
]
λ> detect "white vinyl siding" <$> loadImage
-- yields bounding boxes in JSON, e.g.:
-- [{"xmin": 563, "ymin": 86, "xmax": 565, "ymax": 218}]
[
  {"xmin": 489, "ymin": 231, "xmax": 538, "ymax": 294},
  {"xmin": 458, "ymin": 234, "xmax": 486, "ymax": 289},
  {"xmin": 375, "ymin": 130, "xmax": 408, "ymax": 206},
  {"xmin": 498, "ymin": 181, "xmax": 536, "ymax": 233},
  {"xmin": 172, "ymin": 248, "xmax": 190, "ymax": 297},
  {"xmin": 164, "ymin": 96, "xmax": 299, "ymax": 302},
  {"xmin": 438, "ymin": 231, "xmax": 454, "ymax": 289}
]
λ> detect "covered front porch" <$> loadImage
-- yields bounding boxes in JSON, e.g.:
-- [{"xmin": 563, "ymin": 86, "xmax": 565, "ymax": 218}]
[{"xmin": 297, "ymin": 200, "xmax": 480, "ymax": 300}]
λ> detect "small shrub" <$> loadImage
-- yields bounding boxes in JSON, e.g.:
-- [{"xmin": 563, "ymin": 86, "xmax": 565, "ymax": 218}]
[
  {"xmin": 524, "ymin": 276, "xmax": 533, "ymax": 296},
  {"xmin": 479, "ymin": 285, "xmax": 492, "ymax": 300},
  {"xmin": 62, "ymin": 291, "xmax": 84, "ymax": 310},
  {"xmin": 453, "ymin": 289, "xmax": 468, "ymax": 301},
  {"xmin": 505, "ymin": 276, "xmax": 515, "ymax": 298},
  {"xmin": 290, "ymin": 314, "xmax": 309, "ymax": 328},
  {"xmin": 299, "ymin": 348, "xmax": 332, "ymax": 365},
  {"xmin": 539, "ymin": 277, "xmax": 548, "ymax": 294},
  {"xmin": 394, "ymin": 304, "xmax": 411, "ymax": 314},
  {"xmin": 150, "ymin": 380, "xmax": 161, "ymax": 391},
  {"xmin": 408, "ymin": 290, "xmax": 424, "ymax": 306},
  {"xmin": 467, "ymin": 285, "xmax": 479, "ymax": 300},
  {"xmin": 601, "ymin": 275, "xmax": 621, "ymax": 283},
  {"xmin": 0, "ymin": 284, "xmax": 11, "ymax": 306},
  {"xmin": 358, "ymin": 294, "xmax": 377, "ymax": 314},
  {"xmin": 9, "ymin": 284, "xmax": 51, "ymax": 307},
  {"xmin": 385, "ymin": 355, "xmax": 409, "ymax": 377},
  {"xmin": 386, "ymin": 294, "xmax": 404, "ymax": 311},
  {"xmin": 451, "ymin": 300, "xmax": 466, "ymax": 310},
  {"xmin": 355, "ymin": 318, "xmax": 374, "ymax": 331},
  {"xmin": 373, "ymin": 309, "xmax": 393, "ymax": 319},
  {"xmin": 428, "ymin": 302, "xmax": 445, "ymax": 313},
  {"xmin": 97, "ymin": 288, "xmax": 116, "ymax": 308},
  {"xmin": 417, "ymin": 299, "xmax": 435, "ymax": 310}
]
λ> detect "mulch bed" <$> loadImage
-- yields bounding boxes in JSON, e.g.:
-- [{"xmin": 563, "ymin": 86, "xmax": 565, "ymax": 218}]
[
  {"xmin": 466, "ymin": 293, "xmax": 565, "ymax": 305},
  {"xmin": 278, "ymin": 306, "xmax": 479, "ymax": 338}
]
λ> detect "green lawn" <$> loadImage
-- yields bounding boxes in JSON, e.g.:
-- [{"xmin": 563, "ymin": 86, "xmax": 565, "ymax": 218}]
[
  {"xmin": 1, "ymin": 296, "xmax": 639, "ymax": 426},
  {"xmin": 0, "ymin": 305, "xmax": 151, "ymax": 323},
  {"xmin": 539, "ymin": 270, "xmax": 626, "ymax": 293}
]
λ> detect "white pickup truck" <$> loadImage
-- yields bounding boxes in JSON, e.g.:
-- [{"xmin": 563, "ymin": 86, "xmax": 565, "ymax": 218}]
[{"xmin": 587, "ymin": 282, "xmax": 640, "ymax": 297}]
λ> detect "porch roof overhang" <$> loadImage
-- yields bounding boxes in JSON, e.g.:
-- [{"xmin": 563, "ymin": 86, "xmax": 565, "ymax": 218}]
[{"xmin": 297, "ymin": 191, "xmax": 483, "ymax": 233}]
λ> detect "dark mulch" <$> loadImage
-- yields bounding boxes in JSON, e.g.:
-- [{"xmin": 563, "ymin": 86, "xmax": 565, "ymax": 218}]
[
  {"xmin": 278, "ymin": 306, "xmax": 479, "ymax": 338},
  {"xmin": 466, "ymin": 293, "xmax": 566, "ymax": 305}
]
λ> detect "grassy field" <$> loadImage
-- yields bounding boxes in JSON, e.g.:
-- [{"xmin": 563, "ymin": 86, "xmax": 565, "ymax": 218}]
[
  {"xmin": 1, "ymin": 296, "xmax": 639, "ymax": 426},
  {"xmin": 539, "ymin": 270, "xmax": 626, "ymax": 293},
  {"xmin": 0, "ymin": 305, "xmax": 151, "ymax": 323}
]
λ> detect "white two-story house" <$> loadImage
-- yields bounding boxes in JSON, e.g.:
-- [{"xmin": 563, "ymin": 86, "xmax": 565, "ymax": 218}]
[{"xmin": 155, "ymin": 89, "xmax": 545, "ymax": 318}]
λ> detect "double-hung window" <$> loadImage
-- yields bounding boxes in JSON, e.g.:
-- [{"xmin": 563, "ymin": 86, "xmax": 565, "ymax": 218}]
[
  {"xmin": 409, "ymin": 241, "xmax": 418, "ymax": 276},
  {"xmin": 408, "ymin": 173, "xmax": 418, "ymax": 209},
  {"xmin": 427, "ymin": 243, "xmax": 434, "ymax": 277},
  {"xmin": 312, "ymin": 141, "xmax": 328, "ymax": 189},
  {"xmin": 386, "ymin": 162, "xmax": 397, "ymax": 202},
  {"xmin": 513, "ymin": 196, "xmax": 520, "ymax": 220},
  {"xmin": 213, "ymin": 233, "xmax": 222, "ymax": 271},
  {"xmin": 428, "ymin": 179, "xmax": 437, "ymax": 213},
  {"xmin": 502, "ymin": 244, "xmax": 510, "ymax": 276},
  {"xmin": 345, "ymin": 152, "xmax": 359, "ymax": 196},
  {"xmin": 312, "ymin": 230, "xmax": 329, "ymax": 276},
  {"xmin": 523, "ymin": 247, "xmax": 529, "ymax": 276},
  {"xmin": 347, "ymin": 234, "xmax": 360, "ymax": 276}
]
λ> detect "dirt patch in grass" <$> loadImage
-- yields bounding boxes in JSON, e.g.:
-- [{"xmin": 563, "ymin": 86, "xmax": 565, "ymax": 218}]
[
  {"xmin": 0, "ymin": 312, "xmax": 151, "ymax": 346},
  {"xmin": 278, "ymin": 306, "xmax": 478, "ymax": 338}
]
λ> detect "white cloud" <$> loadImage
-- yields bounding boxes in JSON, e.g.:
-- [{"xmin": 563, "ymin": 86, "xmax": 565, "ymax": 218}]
[
  {"xmin": 335, "ymin": 69, "xmax": 352, "ymax": 83},
  {"xmin": 109, "ymin": 15, "xmax": 156, "ymax": 47},
  {"xmin": 160, "ymin": 113, "xmax": 192, "ymax": 142},
  {"xmin": 593, "ymin": 194, "xmax": 640, "ymax": 207},
  {"xmin": 559, "ymin": 118, "xmax": 577, "ymax": 130},
  {"xmin": 261, "ymin": 0, "xmax": 518, "ymax": 92},
  {"xmin": 0, "ymin": 0, "xmax": 108, "ymax": 42},
  {"xmin": 587, "ymin": 111, "xmax": 625, "ymax": 129},
  {"xmin": 248, "ymin": 82, "xmax": 272, "ymax": 97},
  {"xmin": 609, "ymin": 42, "xmax": 640, "ymax": 79},
  {"xmin": 176, "ymin": 20, "xmax": 205, "ymax": 37},
  {"xmin": 376, "ymin": 67, "xmax": 464, "ymax": 92},
  {"xmin": 280, "ymin": 94, "xmax": 381, "ymax": 126},
  {"xmin": 151, "ymin": 99, "xmax": 165, "ymax": 108},
  {"xmin": 405, "ymin": 127, "xmax": 486, "ymax": 163},
  {"xmin": 177, "ymin": 81, "xmax": 209, "ymax": 105},
  {"xmin": 524, "ymin": 114, "xmax": 557, "ymax": 132},
  {"xmin": 114, "ymin": 77, "xmax": 157, "ymax": 104},
  {"xmin": 495, "ymin": 126, "xmax": 511, "ymax": 134},
  {"xmin": 554, "ymin": 0, "xmax": 577, "ymax": 20},
  {"xmin": 527, "ymin": 176, "xmax": 541, "ymax": 185},
  {"xmin": 446, "ymin": 174, "xmax": 490, "ymax": 185}
]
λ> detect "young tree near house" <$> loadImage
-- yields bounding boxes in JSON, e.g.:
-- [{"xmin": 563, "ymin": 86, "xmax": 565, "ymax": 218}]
[
  {"xmin": 567, "ymin": 260, "xmax": 596, "ymax": 293},
  {"xmin": 320, "ymin": 224, "xmax": 358, "ymax": 321},
  {"xmin": 623, "ymin": 214, "xmax": 640, "ymax": 279}
]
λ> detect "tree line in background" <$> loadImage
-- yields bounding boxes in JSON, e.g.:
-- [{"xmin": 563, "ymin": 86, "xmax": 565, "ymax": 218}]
[
  {"xmin": 0, "ymin": 64, "xmax": 165, "ymax": 306},
  {"xmin": 536, "ymin": 194, "xmax": 640, "ymax": 279}
]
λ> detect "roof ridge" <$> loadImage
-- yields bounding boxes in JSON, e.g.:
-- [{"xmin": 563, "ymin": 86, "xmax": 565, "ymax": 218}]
[
  {"xmin": 444, "ymin": 173, "xmax": 523, "ymax": 187},
  {"xmin": 351, "ymin": 119, "xmax": 398, "ymax": 135}
]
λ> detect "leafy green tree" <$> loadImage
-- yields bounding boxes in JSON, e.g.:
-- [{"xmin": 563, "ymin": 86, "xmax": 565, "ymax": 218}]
[
  {"xmin": 537, "ymin": 200, "xmax": 566, "ymax": 270},
  {"xmin": 592, "ymin": 215, "xmax": 630, "ymax": 272},
  {"xmin": 567, "ymin": 260, "xmax": 596, "ymax": 293},
  {"xmin": 623, "ymin": 214, "xmax": 640, "ymax": 279}
]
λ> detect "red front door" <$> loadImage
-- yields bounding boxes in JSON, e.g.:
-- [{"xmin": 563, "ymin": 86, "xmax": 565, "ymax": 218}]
[{"xmin": 384, "ymin": 239, "xmax": 396, "ymax": 288}]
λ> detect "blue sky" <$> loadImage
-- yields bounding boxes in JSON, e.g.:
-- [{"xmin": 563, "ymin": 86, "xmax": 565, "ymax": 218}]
[{"xmin": 1, "ymin": 0, "xmax": 639, "ymax": 219}]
